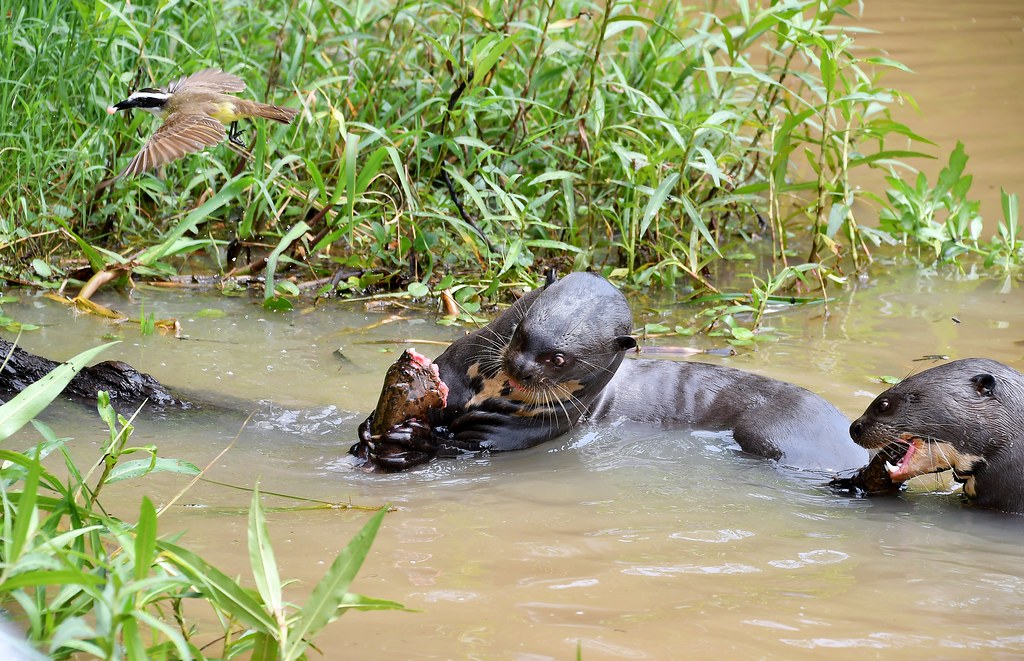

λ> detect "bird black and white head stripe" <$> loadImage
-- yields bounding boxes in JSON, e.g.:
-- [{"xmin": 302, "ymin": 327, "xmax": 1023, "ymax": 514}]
[{"xmin": 106, "ymin": 89, "xmax": 171, "ymax": 114}]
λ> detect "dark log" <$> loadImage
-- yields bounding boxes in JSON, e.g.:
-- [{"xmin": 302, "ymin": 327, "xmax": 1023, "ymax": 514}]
[{"xmin": 0, "ymin": 339, "xmax": 193, "ymax": 409}]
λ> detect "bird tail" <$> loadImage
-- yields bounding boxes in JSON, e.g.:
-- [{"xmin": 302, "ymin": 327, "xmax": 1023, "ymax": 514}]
[{"xmin": 238, "ymin": 100, "xmax": 299, "ymax": 124}]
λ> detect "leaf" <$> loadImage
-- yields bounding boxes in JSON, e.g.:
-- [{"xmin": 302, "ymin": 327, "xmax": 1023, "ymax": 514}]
[
  {"xmin": 250, "ymin": 632, "xmax": 278, "ymax": 661},
  {"xmin": 729, "ymin": 326, "xmax": 755, "ymax": 343},
  {"xmin": 284, "ymin": 507, "xmax": 393, "ymax": 660},
  {"xmin": 157, "ymin": 540, "xmax": 277, "ymax": 632},
  {"xmin": 820, "ymin": 44, "xmax": 834, "ymax": 91},
  {"xmin": 848, "ymin": 150, "xmax": 935, "ymax": 168},
  {"xmin": 640, "ymin": 172, "xmax": 679, "ymax": 237},
  {"xmin": 0, "ymin": 342, "xmax": 117, "ymax": 442},
  {"xmin": 1002, "ymin": 188, "xmax": 1019, "ymax": 228},
  {"xmin": 472, "ymin": 33, "xmax": 520, "ymax": 86},
  {"xmin": 263, "ymin": 297, "xmax": 294, "ymax": 312},
  {"xmin": 343, "ymin": 131, "xmax": 359, "ymax": 231},
  {"xmin": 264, "ymin": 221, "xmax": 311, "ymax": 305},
  {"xmin": 522, "ymin": 239, "xmax": 582, "ymax": 253},
  {"xmin": 0, "ymin": 569, "xmax": 104, "ymax": 593},
  {"xmin": 338, "ymin": 593, "xmax": 409, "ymax": 611},
  {"xmin": 528, "ymin": 171, "xmax": 582, "ymax": 186},
  {"xmin": 30, "ymin": 259, "xmax": 52, "ymax": 278},
  {"xmin": 8, "ymin": 453, "xmax": 40, "ymax": 563},
  {"xmin": 826, "ymin": 202, "xmax": 849, "ymax": 239},
  {"xmin": 138, "ymin": 176, "xmax": 253, "ymax": 267},
  {"xmin": 248, "ymin": 486, "xmax": 283, "ymax": 624},
  {"xmin": 111, "ymin": 457, "xmax": 201, "ymax": 484},
  {"xmin": 864, "ymin": 56, "xmax": 914, "ymax": 74},
  {"xmin": 121, "ymin": 612, "xmax": 145, "ymax": 661},
  {"xmin": 133, "ymin": 497, "xmax": 157, "ymax": 582},
  {"xmin": 499, "ymin": 238, "xmax": 523, "ymax": 276},
  {"xmin": 407, "ymin": 282, "xmax": 429, "ymax": 298}
]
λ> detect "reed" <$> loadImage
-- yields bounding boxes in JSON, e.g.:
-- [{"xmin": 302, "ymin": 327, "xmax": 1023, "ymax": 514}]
[{"xmin": 0, "ymin": 0, "xmax": 1019, "ymax": 311}]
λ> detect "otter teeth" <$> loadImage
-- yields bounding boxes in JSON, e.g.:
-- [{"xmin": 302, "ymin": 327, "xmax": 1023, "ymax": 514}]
[{"xmin": 885, "ymin": 460, "xmax": 900, "ymax": 475}]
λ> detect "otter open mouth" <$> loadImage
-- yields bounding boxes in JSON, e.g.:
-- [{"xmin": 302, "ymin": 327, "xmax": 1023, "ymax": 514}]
[{"xmin": 882, "ymin": 433, "xmax": 954, "ymax": 482}]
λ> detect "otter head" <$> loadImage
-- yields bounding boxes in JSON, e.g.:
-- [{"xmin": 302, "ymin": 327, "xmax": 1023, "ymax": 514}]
[
  {"xmin": 849, "ymin": 359, "xmax": 1024, "ymax": 488},
  {"xmin": 502, "ymin": 273, "xmax": 636, "ymax": 402}
]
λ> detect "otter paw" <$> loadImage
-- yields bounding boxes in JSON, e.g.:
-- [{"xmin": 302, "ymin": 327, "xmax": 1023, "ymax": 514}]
[{"xmin": 367, "ymin": 419, "xmax": 439, "ymax": 470}]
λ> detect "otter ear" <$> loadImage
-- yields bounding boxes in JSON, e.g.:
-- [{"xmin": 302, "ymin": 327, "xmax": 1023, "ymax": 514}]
[
  {"xmin": 971, "ymin": 373, "xmax": 996, "ymax": 397},
  {"xmin": 615, "ymin": 335, "xmax": 637, "ymax": 352}
]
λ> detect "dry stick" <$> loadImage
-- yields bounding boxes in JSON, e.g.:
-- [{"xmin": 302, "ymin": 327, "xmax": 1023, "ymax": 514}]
[
  {"xmin": 0, "ymin": 230, "xmax": 60, "ymax": 251},
  {"xmin": 197, "ymin": 477, "xmax": 391, "ymax": 512},
  {"xmin": 439, "ymin": 168, "xmax": 496, "ymax": 254},
  {"xmin": 77, "ymin": 268, "xmax": 121, "ymax": 301},
  {"xmin": 156, "ymin": 408, "xmax": 257, "ymax": 518},
  {"xmin": 503, "ymin": 0, "xmax": 559, "ymax": 148},
  {"xmin": 427, "ymin": 75, "xmax": 496, "ymax": 255},
  {"xmin": 580, "ymin": 0, "xmax": 616, "ymax": 117}
]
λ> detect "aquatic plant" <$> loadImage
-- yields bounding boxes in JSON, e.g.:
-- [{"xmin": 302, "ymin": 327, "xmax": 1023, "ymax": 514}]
[
  {"xmin": 0, "ymin": 0, "xmax": 1018, "ymax": 316},
  {"xmin": 0, "ymin": 344, "xmax": 402, "ymax": 659}
]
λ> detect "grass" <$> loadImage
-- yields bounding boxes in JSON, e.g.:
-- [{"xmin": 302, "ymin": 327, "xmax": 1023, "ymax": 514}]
[
  {"xmin": 0, "ymin": 343, "xmax": 403, "ymax": 659},
  {"xmin": 0, "ymin": 0, "xmax": 1021, "ymax": 314}
]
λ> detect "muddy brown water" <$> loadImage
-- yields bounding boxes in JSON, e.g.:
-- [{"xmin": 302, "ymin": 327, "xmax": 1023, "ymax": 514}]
[
  {"xmin": 855, "ymin": 0, "xmax": 1024, "ymax": 224},
  {"xmin": 6, "ymin": 262, "xmax": 1024, "ymax": 659}
]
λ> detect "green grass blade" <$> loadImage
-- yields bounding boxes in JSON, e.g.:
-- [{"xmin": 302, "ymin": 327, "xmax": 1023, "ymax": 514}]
[
  {"xmin": 121, "ymin": 615, "xmax": 145, "ymax": 661},
  {"xmin": 640, "ymin": 172, "xmax": 679, "ymax": 237},
  {"xmin": 7, "ymin": 454, "xmax": 40, "ymax": 564},
  {"xmin": 137, "ymin": 176, "xmax": 253, "ymax": 267},
  {"xmin": 263, "ymin": 220, "xmax": 311, "ymax": 304},
  {"xmin": 284, "ymin": 506, "xmax": 391, "ymax": 661},
  {"xmin": 133, "ymin": 497, "xmax": 157, "ymax": 583},
  {"xmin": 248, "ymin": 486, "xmax": 284, "ymax": 625},
  {"xmin": 157, "ymin": 540, "xmax": 276, "ymax": 632}
]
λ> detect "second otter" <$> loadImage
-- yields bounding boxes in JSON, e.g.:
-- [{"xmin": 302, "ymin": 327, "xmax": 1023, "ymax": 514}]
[
  {"xmin": 356, "ymin": 273, "xmax": 867, "ymax": 472},
  {"xmin": 847, "ymin": 358, "xmax": 1024, "ymax": 515}
]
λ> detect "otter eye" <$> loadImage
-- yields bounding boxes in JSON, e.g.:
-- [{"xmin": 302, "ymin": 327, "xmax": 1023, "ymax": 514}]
[
  {"xmin": 876, "ymin": 398, "xmax": 891, "ymax": 414},
  {"xmin": 550, "ymin": 353, "xmax": 566, "ymax": 368}
]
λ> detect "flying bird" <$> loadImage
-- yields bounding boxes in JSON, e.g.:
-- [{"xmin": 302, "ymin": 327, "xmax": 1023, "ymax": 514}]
[{"xmin": 106, "ymin": 68, "xmax": 298, "ymax": 178}]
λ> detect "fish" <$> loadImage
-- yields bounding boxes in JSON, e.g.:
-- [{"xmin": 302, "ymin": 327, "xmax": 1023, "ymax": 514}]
[{"xmin": 369, "ymin": 348, "xmax": 448, "ymax": 436}]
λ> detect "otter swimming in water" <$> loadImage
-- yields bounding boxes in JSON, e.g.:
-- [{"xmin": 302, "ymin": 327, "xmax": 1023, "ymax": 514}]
[
  {"xmin": 843, "ymin": 358, "xmax": 1024, "ymax": 515},
  {"xmin": 354, "ymin": 273, "xmax": 867, "ymax": 473}
]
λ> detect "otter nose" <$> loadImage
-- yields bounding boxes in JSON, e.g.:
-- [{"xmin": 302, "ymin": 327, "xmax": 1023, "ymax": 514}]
[
  {"xmin": 506, "ymin": 352, "xmax": 535, "ymax": 382},
  {"xmin": 850, "ymin": 420, "xmax": 863, "ymax": 441}
]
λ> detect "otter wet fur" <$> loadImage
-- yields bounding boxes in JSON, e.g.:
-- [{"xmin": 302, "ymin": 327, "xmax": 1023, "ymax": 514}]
[
  {"xmin": 355, "ymin": 273, "xmax": 636, "ymax": 470},
  {"xmin": 355, "ymin": 272, "xmax": 867, "ymax": 473},
  {"xmin": 845, "ymin": 358, "xmax": 1024, "ymax": 515}
]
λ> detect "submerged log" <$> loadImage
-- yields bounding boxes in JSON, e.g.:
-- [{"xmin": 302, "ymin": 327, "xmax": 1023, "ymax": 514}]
[{"xmin": 0, "ymin": 339, "xmax": 193, "ymax": 409}]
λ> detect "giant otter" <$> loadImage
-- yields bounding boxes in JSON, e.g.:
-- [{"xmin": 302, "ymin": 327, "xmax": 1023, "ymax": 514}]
[
  {"xmin": 846, "ymin": 358, "xmax": 1024, "ymax": 515},
  {"xmin": 354, "ymin": 272, "xmax": 867, "ymax": 472}
]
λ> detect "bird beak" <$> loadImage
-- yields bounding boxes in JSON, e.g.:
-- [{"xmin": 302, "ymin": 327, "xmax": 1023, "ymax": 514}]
[{"xmin": 107, "ymin": 99, "xmax": 131, "ymax": 114}]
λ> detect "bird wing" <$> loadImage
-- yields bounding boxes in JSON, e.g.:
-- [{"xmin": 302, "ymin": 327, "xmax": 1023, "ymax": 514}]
[
  {"xmin": 164, "ymin": 68, "xmax": 246, "ymax": 94},
  {"xmin": 119, "ymin": 113, "xmax": 226, "ymax": 177}
]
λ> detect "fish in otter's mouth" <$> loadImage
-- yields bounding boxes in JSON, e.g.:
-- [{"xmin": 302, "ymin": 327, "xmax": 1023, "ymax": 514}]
[
  {"xmin": 880, "ymin": 433, "xmax": 959, "ymax": 482},
  {"xmin": 369, "ymin": 349, "xmax": 449, "ymax": 436}
]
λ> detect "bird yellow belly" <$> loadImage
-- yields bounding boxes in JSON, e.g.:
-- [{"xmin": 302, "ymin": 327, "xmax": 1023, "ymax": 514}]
[{"xmin": 208, "ymin": 101, "xmax": 242, "ymax": 124}]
